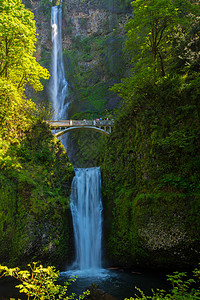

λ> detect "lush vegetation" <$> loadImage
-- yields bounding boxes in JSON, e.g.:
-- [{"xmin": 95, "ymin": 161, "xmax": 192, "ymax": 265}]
[
  {"xmin": 101, "ymin": 0, "xmax": 200, "ymax": 268},
  {"xmin": 66, "ymin": 129, "xmax": 107, "ymax": 167},
  {"xmin": 127, "ymin": 267, "xmax": 200, "ymax": 300},
  {"xmin": 60, "ymin": 0, "xmax": 132, "ymax": 119},
  {"xmin": 0, "ymin": 262, "xmax": 89, "ymax": 299},
  {"xmin": 0, "ymin": 120, "xmax": 74, "ymax": 266},
  {"xmin": 0, "ymin": 0, "xmax": 74, "ymax": 267},
  {"xmin": 62, "ymin": 12, "xmax": 129, "ymax": 166},
  {"xmin": 0, "ymin": 0, "xmax": 49, "ymax": 140},
  {"xmin": 0, "ymin": 0, "xmax": 199, "ymax": 279},
  {"xmin": 64, "ymin": 33, "xmax": 126, "ymax": 118},
  {"xmin": 0, "ymin": 263, "xmax": 199, "ymax": 299}
]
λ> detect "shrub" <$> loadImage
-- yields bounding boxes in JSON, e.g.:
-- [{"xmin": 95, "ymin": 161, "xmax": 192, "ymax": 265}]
[
  {"xmin": 0, "ymin": 262, "xmax": 89, "ymax": 299},
  {"xmin": 125, "ymin": 266, "xmax": 200, "ymax": 300}
]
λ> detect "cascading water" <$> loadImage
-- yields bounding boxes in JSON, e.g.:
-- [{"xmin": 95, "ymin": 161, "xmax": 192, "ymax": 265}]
[
  {"xmin": 49, "ymin": 5, "xmax": 69, "ymax": 120},
  {"xmin": 70, "ymin": 167, "xmax": 103, "ymax": 273},
  {"xmin": 49, "ymin": 6, "xmax": 103, "ymax": 274},
  {"xmin": 47, "ymin": 5, "xmax": 169, "ymax": 298}
]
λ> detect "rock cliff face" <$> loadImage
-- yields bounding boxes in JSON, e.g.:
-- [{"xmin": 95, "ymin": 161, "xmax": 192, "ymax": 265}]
[
  {"xmin": 101, "ymin": 104, "xmax": 200, "ymax": 271},
  {"xmin": 28, "ymin": 0, "xmax": 132, "ymax": 167},
  {"xmin": 30, "ymin": 0, "xmax": 131, "ymax": 116},
  {"xmin": 32, "ymin": 0, "xmax": 130, "ymax": 51},
  {"xmin": 62, "ymin": 0, "xmax": 129, "ymax": 49}
]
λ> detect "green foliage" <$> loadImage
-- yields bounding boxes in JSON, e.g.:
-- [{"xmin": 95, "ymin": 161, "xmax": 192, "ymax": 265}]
[
  {"xmin": 0, "ymin": 0, "xmax": 49, "ymax": 140},
  {"xmin": 107, "ymin": 188, "xmax": 134, "ymax": 262},
  {"xmin": 101, "ymin": 0, "xmax": 200, "ymax": 267},
  {"xmin": 0, "ymin": 0, "xmax": 72, "ymax": 268},
  {"xmin": 0, "ymin": 78, "xmax": 36, "ymax": 141},
  {"xmin": 39, "ymin": 0, "xmax": 52, "ymax": 20},
  {"xmin": 125, "ymin": 0, "xmax": 195, "ymax": 76},
  {"xmin": 79, "ymin": 84, "xmax": 110, "ymax": 111},
  {"xmin": 102, "ymin": 74, "xmax": 200, "ymax": 265},
  {"xmin": 0, "ymin": 121, "xmax": 74, "ymax": 266},
  {"xmin": 67, "ymin": 129, "xmax": 107, "ymax": 167},
  {"xmin": 0, "ymin": 0, "xmax": 49, "ymax": 92},
  {"xmin": 64, "ymin": 30, "xmax": 127, "ymax": 118},
  {"xmin": 125, "ymin": 267, "xmax": 200, "ymax": 299},
  {"xmin": 0, "ymin": 262, "xmax": 90, "ymax": 299}
]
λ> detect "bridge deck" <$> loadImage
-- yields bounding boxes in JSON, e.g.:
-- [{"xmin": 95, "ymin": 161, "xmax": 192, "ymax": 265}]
[
  {"xmin": 47, "ymin": 119, "xmax": 114, "ymax": 136},
  {"xmin": 47, "ymin": 119, "xmax": 114, "ymax": 128}
]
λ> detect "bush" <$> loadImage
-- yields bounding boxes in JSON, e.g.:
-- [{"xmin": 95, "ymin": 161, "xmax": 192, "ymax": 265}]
[
  {"xmin": 126, "ymin": 266, "xmax": 200, "ymax": 300},
  {"xmin": 0, "ymin": 262, "xmax": 89, "ymax": 299}
]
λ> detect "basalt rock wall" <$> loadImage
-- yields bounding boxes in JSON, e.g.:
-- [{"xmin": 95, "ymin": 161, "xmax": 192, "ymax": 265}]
[
  {"xmin": 100, "ymin": 99, "xmax": 200, "ymax": 271},
  {"xmin": 27, "ymin": 0, "xmax": 132, "ymax": 166},
  {"xmin": 29, "ymin": 0, "xmax": 132, "ymax": 116}
]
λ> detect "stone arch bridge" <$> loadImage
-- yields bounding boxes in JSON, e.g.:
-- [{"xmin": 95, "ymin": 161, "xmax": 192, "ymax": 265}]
[{"xmin": 47, "ymin": 120, "xmax": 114, "ymax": 137}]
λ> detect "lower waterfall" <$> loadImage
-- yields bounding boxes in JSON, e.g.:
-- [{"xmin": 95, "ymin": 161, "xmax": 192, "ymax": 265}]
[
  {"xmin": 60, "ymin": 166, "xmax": 168, "ymax": 298},
  {"xmin": 70, "ymin": 167, "xmax": 103, "ymax": 272}
]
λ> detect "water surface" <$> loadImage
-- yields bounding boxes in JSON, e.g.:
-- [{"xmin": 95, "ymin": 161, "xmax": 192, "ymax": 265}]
[{"xmin": 60, "ymin": 268, "xmax": 169, "ymax": 300}]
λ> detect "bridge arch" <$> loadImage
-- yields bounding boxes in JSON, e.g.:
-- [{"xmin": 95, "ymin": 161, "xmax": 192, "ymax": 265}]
[
  {"xmin": 54, "ymin": 126, "xmax": 110, "ymax": 137},
  {"xmin": 47, "ymin": 120, "xmax": 113, "ymax": 137}
]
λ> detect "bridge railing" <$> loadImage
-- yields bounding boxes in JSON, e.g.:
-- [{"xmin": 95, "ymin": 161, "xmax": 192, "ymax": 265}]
[{"xmin": 48, "ymin": 119, "xmax": 114, "ymax": 127}]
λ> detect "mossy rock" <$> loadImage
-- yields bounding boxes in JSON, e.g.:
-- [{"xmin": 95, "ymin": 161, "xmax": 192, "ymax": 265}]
[{"xmin": 0, "ymin": 120, "xmax": 74, "ymax": 268}]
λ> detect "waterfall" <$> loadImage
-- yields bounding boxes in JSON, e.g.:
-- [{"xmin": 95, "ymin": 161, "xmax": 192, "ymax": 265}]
[
  {"xmin": 70, "ymin": 167, "xmax": 103, "ymax": 272},
  {"xmin": 49, "ymin": 5, "xmax": 69, "ymax": 120},
  {"xmin": 49, "ymin": 6, "xmax": 103, "ymax": 277}
]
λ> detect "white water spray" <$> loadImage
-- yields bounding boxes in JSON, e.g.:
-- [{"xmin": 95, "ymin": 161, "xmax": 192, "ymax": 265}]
[
  {"xmin": 49, "ymin": 6, "xmax": 103, "ymax": 277},
  {"xmin": 70, "ymin": 167, "xmax": 103, "ymax": 273},
  {"xmin": 49, "ymin": 6, "xmax": 69, "ymax": 120}
]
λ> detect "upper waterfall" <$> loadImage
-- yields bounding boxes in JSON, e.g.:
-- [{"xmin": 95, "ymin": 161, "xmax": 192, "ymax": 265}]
[{"xmin": 49, "ymin": 5, "xmax": 69, "ymax": 120}]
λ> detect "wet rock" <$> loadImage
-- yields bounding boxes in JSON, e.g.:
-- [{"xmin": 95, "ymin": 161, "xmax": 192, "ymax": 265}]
[{"xmin": 85, "ymin": 284, "xmax": 118, "ymax": 300}]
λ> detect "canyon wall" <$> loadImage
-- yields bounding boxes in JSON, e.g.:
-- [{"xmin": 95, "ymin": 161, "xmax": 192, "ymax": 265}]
[{"xmin": 30, "ymin": 0, "xmax": 131, "ymax": 117}]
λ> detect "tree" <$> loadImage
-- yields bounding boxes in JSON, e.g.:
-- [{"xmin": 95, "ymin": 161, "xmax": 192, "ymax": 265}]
[
  {"xmin": 0, "ymin": 0, "xmax": 49, "ymax": 92},
  {"xmin": 125, "ymin": 0, "xmax": 194, "ymax": 76},
  {"xmin": 0, "ymin": 78, "xmax": 36, "ymax": 141},
  {"xmin": 111, "ymin": 0, "xmax": 198, "ymax": 106},
  {"xmin": 0, "ymin": 0, "xmax": 50, "ymax": 140},
  {"xmin": 173, "ymin": 12, "xmax": 200, "ymax": 73}
]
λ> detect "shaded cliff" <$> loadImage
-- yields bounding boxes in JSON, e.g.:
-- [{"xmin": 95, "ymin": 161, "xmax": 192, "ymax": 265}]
[
  {"xmin": 24, "ymin": 0, "xmax": 132, "ymax": 166},
  {"xmin": 27, "ymin": 0, "xmax": 132, "ymax": 117},
  {"xmin": 0, "ymin": 121, "xmax": 74, "ymax": 268},
  {"xmin": 101, "ymin": 102, "xmax": 200, "ymax": 270},
  {"xmin": 62, "ymin": 0, "xmax": 131, "ymax": 116}
]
